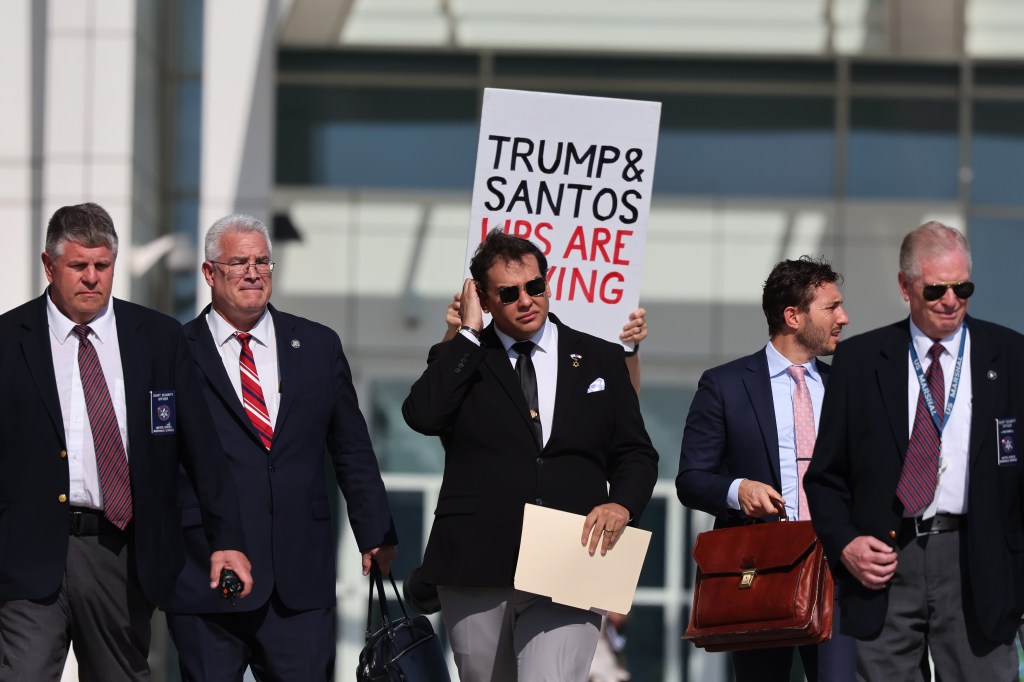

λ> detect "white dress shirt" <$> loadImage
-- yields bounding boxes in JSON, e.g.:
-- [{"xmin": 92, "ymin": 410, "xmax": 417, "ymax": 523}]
[
  {"xmin": 48, "ymin": 295, "xmax": 129, "ymax": 510},
  {"xmin": 906, "ymin": 319, "xmax": 971, "ymax": 518},
  {"xmin": 206, "ymin": 307, "xmax": 280, "ymax": 428},
  {"xmin": 727, "ymin": 342, "xmax": 825, "ymax": 520}
]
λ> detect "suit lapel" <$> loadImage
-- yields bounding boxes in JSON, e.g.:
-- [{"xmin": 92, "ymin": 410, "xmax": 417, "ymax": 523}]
[
  {"xmin": 271, "ymin": 305, "xmax": 298, "ymax": 440},
  {"xmin": 186, "ymin": 306, "xmax": 258, "ymax": 444},
  {"xmin": 742, "ymin": 350, "xmax": 782, "ymax": 487},
  {"xmin": 20, "ymin": 296, "xmax": 66, "ymax": 439},
  {"xmin": 549, "ymin": 322, "xmax": 585, "ymax": 443},
  {"xmin": 967, "ymin": 318, "xmax": 997, "ymax": 469},
  {"xmin": 878, "ymin": 321, "xmax": 911, "ymax": 459},
  {"xmin": 114, "ymin": 300, "xmax": 151, "ymax": 444}
]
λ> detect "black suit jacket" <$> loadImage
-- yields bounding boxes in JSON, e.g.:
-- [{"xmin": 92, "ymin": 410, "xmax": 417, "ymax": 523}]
[
  {"xmin": 676, "ymin": 347, "xmax": 829, "ymax": 527},
  {"xmin": 402, "ymin": 315, "xmax": 659, "ymax": 587},
  {"xmin": 164, "ymin": 304, "xmax": 397, "ymax": 614},
  {"xmin": 0, "ymin": 295, "xmax": 245, "ymax": 604},
  {"xmin": 805, "ymin": 316, "xmax": 1024, "ymax": 642}
]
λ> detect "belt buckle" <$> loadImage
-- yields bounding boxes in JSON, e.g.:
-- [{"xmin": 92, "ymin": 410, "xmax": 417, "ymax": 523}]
[{"xmin": 913, "ymin": 516, "xmax": 937, "ymax": 538}]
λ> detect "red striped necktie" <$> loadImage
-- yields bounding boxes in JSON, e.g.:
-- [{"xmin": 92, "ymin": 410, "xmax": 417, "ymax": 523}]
[
  {"xmin": 236, "ymin": 332, "xmax": 273, "ymax": 450},
  {"xmin": 897, "ymin": 342, "xmax": 945, "ymax": 515},
  {"xmin": 73, "ymin": 324, "xmax": 133, "ymax": 530}
]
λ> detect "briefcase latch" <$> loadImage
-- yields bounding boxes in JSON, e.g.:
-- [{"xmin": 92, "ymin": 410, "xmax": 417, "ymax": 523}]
[{"xmin": 739, "ymin": 568, "xmax": 756, "ymax": 589}]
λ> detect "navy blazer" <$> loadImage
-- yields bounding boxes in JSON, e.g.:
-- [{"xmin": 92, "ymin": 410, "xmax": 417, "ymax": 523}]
[
  {"xmin": 0, "ymin": 295, "xmax": 245, "ymax": 604},
  {"xmin": 164, "ymin": 304, "xmax": 397, "ymax": 614},
  {"xmin": 675, "ymin": 346, "xmax": 829, "ymax": 527},
  {"xmin": 805, "ymin": 317, "xmax": 1024, "ymax": 643},
  {"xmin": 402, "ymin": 314, "xmax": 659, "ymax": 587}
]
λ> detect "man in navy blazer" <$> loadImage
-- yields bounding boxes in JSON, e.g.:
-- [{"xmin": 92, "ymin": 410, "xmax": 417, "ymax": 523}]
[
  {"xmin": 0, "ymin": 203, "xmax": 251, "ymax": 681},
  {"xmin": 676, "ymin": 256, "xmax": 855, "ymax": 682},
  {"xmin": 805, "ymin": 222, "xmax": 1024, "ymax": 679},
  {"xmin": 163, "ymin": 215, "xmax": 398, "ymax": 681},
  {"xmin": 403, "ymin": 230, "xmax": 658, "ymax": 682}
]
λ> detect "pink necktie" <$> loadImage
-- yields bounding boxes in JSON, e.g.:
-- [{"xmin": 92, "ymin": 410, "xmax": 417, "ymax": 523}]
[
  {"xmin": 787, "ymin": 365, "xmax": 816, "ymax": 521},
  {"xmin": 73, "ymin": 325, "xmax": 133, "ymax": 530},
  {"xmin": 897, "ymin": 343, "xmax": 945, "ymax": 515},
  {"xmin": 236, "ymin": 333, "xmax": 273, "ymax": 450}
]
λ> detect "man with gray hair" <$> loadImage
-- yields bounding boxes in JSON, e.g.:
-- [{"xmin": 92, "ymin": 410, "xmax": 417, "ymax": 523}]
[
  {"xmin": 0, "ymin": 202, "xmax": 252, "ymax": 681},
  {"xmin": 805, "ymin": 221, "xmax": 1024, "ymax": 678},
  {"xmin": 163, "ymin": 214, "xmax": 398, "ymax": 681}
]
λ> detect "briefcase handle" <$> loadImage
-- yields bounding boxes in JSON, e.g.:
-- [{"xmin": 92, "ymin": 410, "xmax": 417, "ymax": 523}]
[{"xmin": 365, "ymin": 561, "xmax": 411, "ymax": 640}]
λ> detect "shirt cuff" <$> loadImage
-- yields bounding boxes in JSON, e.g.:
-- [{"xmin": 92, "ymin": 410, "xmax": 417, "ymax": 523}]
[
  {"xmin": 458, "ymin": 328, "xmax": 481, "ymax": 346},
  {"xmin": 727, "ymin": 479, "xmax": 743, "ymax": 511}
]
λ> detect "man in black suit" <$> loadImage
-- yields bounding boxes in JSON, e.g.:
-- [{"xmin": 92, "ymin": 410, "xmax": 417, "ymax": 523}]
[
  {"xmin": 805, "ymin": 221, "xmax": 1024, "ymax": 679},
  {"xmin": 163, "ymin": 214, "xmax": 398, "ymax": 681},
  {"xmin": 0, "ymin": 203, "xmax": 252, "ymax": 681},
  {"xmin": 403, "ymin": 229, "xmax": 658, "ymax": 682},
  {"xmin": 676, "ymin": 256, "xmax": 855, "ymax": 681}
]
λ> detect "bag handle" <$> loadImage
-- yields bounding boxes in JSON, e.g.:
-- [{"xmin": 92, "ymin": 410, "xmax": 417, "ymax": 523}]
[{"xmin": 365, "ymin": 561, "xmax": 412, "ymax": 639}]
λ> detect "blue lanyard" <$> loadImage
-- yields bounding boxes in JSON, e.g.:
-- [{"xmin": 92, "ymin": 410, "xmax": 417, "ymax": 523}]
[{"xmin": 909, "ymin": 322, "xmax": 966, "ymax": 435}]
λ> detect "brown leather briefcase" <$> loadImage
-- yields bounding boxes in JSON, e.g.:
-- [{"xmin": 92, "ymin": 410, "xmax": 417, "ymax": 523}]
[{"xmin": 683, "ymin": 520, "xmax": 834, "ymax": 652}]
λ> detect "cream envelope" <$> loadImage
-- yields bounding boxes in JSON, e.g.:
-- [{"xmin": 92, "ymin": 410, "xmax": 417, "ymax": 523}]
[{"xmin": 514, "ymin": 504, "xmax": 651, "ymax": 614}]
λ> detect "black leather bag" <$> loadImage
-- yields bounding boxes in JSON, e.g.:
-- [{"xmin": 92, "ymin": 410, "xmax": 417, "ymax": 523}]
[{"xmin": 356, "ymin": 563, "xmax": 452, "ymax": 682}]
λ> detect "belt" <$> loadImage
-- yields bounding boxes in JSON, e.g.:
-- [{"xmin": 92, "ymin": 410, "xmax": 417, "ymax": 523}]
[
  {"xmin": 68, "ymin": 507, "xmax": 119, "ymax": 536},
  {"xmin": 900, "ymin": 513, "xmax": 965, "ymax": 538}
]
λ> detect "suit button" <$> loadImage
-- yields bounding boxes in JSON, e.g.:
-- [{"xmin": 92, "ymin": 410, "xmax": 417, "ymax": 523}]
[
  {"xmin": 889, "ymin": 530, "xmax": 896, "ymax": 540},
  {"xmin": 535, "ymin": 498, "xmax": 543, "ymax": 505},
  {"xmin": 58, "ymin": 494, "xmax": 68, "ymax": 503},
  {"xmin": 536, "ymin": 458, "xmax": 543, "ymax": 465},
  {"xmin": 59, "ymin": 449, "xmax": 67, "ymax": 459},
  {"xmin": 269, "ymin": 465, "xmax": 276, "ymax": 473}
]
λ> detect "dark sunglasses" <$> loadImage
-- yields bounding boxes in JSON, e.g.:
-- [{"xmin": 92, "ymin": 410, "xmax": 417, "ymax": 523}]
[
  {"xmin": 922, "ymin": 280, "xmax": 975, "ymax": 302},
  {"xmin": 496, "ymin": 276, "xmax": 546, "ymax": 305}
]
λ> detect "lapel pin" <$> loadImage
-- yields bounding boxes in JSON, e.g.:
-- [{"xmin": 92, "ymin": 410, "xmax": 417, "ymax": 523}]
[
  {"xmin": 987, "ymin": 370, "xmax": 997, "ymax": 380},
  {"xmin": 291, "ymin": 339, "xmax": 301, "ymax": 348},
  {"xmin": 570, "ymin": 353, "xmax": 582, "ymax": 368}
]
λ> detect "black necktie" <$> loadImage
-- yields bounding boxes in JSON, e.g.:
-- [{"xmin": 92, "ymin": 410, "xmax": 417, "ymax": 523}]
[{"xmin": 512, "ymin": 340, "xmax": 543, "ymax": 448}]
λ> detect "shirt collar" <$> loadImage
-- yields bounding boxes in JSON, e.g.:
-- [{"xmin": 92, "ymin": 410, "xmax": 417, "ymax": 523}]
[
  {"xmin": 765, "ymin": 340, "xmax": 822, "ymax": 383},
  {"xmin": 208, "ymin": 306, "xmax": 272, "ymax": 348},
  {"xmin": 908, "ymin": 317, "xmax": 965, "ymax": 361},
  {"xmin": 46, "ymin": 289, "xmax": 116, "ymax": 345},
  {"xmin": 494, "ymin": 317, "xmax": 554, "ymax": 356}
]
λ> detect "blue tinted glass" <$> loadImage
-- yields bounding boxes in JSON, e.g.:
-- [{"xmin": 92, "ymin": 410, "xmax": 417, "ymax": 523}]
[
  {"xmin": 967, "ymin": 218, "xmax": 1024, "ymax": 334},
  {"xmin": 973, "ymin": 101, "xmax": 1024, "ymax": 206},
  {"xmin": 177, "ymin": 0, "xmax": 203, "ymax": 73},
  {"xmin": 848, "ymin": 99, "xmax": 959, "ymax": 199},
  {"xmin": 639, "ymin": 385, "xmax": 693, "ymax": 480},
  {"xmin": 655, "ymin": 95, "xmax": 834, "ymax": 198},
  {"xmin": 174, "ymin": 81, "xmax": 202, "ymax": 191}
]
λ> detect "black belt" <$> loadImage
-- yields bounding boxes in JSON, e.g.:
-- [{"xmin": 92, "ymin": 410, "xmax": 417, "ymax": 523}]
[
  {"xmin": 900, "ymin": 513, "xmax": 965, "ymax": 538},
  {"xmin": 68, "ymin": 507, "xmax": 119, "ymax": 536}
]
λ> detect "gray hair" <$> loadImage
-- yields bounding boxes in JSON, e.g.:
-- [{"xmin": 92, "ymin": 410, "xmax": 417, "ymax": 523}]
[
  {"xmin": 204, "ymin": 214, "xmax": 272, "ymax": 261},
  {"xmin": 45, "ymin": 203, "xmax": 119, "ymax": 257},
  {"xmin": 899, "ymin": 221, "xmax": 971, "ymax": 280}
]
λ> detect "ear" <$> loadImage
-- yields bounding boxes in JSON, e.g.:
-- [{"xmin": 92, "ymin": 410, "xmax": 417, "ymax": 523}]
[
  {"xmin": 897, "ymin": 272, "xmax": 911, "ymax": 302},
  {"xmin": 201, "ymin": 261, "xmax": 216, "ymax": 288},
  {"xmin": 41, "ymin": 252, "xmax": 55, "ymax": 284},
  {"xmin": 782, "ymin": 305, "xmax": 802, "ymax": 332}
]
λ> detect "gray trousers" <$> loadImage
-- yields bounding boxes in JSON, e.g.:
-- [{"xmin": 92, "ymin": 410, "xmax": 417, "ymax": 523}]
[
  {"xmin": 856, "ymin": 528, "xmax": 1017, "ymax": 682},
  {"xmin": 437, "ymin": 586, "xmax": 601, "ymax": 682},
  {"xmin": 0, "ymin": 530, "xmax": 153, "ymax": 682}
]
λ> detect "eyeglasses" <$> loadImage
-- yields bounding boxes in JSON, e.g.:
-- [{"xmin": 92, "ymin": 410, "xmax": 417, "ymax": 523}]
[
  {"xmin": 495, "ymin": 276, "xmax": 546, "ymax": 305},
  {"xmin": 209, "ymin": 260, "xmax": 275, "ymax": 277},
  {"xmin": 922, "ymin": 280, "xmax": 974, "ymax": 301}
]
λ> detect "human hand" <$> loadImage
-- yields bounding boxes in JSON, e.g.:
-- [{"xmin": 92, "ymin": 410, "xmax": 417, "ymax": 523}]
[
  {"xmin": 362, "ymin": 545, "xmax": 398, "ymax": 576},
  {"xmin": 209, "ymin": 549, "xmax": 253, "ymax": 598},
  {"xmin": 460, "ymin": 278, "xmax": 484, "ymax": 331},
  {"xmin": 582, "ymin": 502, "xmax": 631, "ymax": 556},
  {"xmin": 737, "ymin": 480, "xmax": 786, "ymax": 519},
  {"xmin": 441, "ymin": 292, "xmax": 462, "ymax": 342},
  {"xmin": 619, "ymin": 307, "xmax": 647, "ymax": 346},
  {"xmin": 840, "ymin": 536, "xmax": 897, "ymax": 589}
]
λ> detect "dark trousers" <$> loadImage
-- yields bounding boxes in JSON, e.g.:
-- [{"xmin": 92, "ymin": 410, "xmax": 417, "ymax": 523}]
[
  {"xmin": 731, "ymin": 598, "xmax": 856, "ymax": 682},
  {"xmin": 166, "ymin": 590, "xmax": 334, "ymax": 682},
  {"xmin": 0, "ymin": 522, "xmax": 153, "ymax": 682}
]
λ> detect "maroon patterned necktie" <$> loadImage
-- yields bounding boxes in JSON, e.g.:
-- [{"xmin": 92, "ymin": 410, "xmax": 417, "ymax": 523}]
[
  {"xmin": 236, "ymin": 332, "xmax": 273, "ymax": 450},
  {"xmin": 73, "ymin": 324, "xmax": 132, "ymax": 530},
  {"xmin": 897, "ymin": 343, "xmax": 945, "ymax": 515}
]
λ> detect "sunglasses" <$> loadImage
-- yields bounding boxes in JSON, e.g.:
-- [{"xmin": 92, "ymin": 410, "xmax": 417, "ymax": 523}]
[
  {"xmin": 495, "ymin": 276, "xmax": 547, "ymax": 305},
  {"xmin": 922, "ymin": 280, "xmax": 975, "ymax": 302}
]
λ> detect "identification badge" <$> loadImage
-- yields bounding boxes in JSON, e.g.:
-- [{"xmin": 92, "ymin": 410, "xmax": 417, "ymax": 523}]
[
  {"xmin": 996, "ymin": 417, "xmax": 1018, "ymax": 466},
  {"xmin": 150, "ymin": 390, "xmax": 176, "ymax": 435}
]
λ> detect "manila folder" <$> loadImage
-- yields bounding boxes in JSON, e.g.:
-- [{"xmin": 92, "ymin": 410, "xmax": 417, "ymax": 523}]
[{"xmin": 513, "ymin": 503, "xmax": 651, "ymax": 613}]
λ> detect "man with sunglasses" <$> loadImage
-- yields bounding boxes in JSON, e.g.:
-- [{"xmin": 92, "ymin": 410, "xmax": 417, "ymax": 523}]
[
  {"xmin": 163, "ymin": 214, "xmax": 398, "ymax": 681},
  {"xmin": 805, "ymin": 221, "xmax": 1024, "ymax": 679},
  {"xmin": 403, "ymin": 229, "xmax": 658, "ymax": 682}
]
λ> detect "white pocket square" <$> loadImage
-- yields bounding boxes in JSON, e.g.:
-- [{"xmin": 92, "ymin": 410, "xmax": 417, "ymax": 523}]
[{"xmin": 587, "ymin": 378, "xmax": 605, "ymax": 393}]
